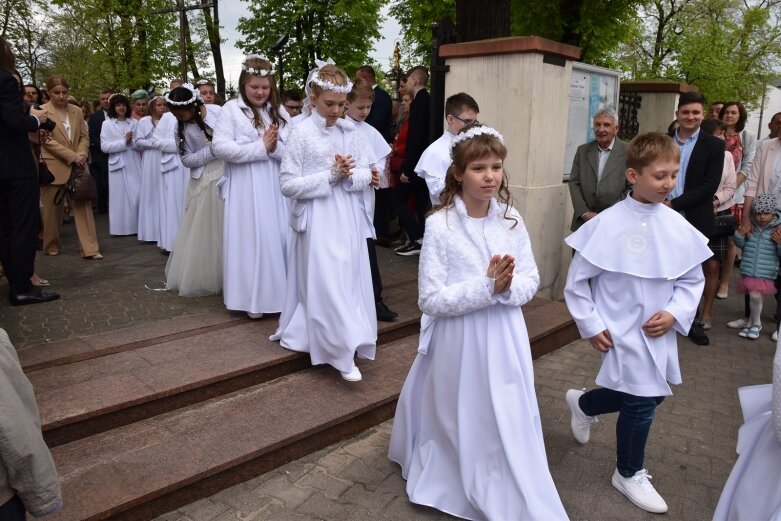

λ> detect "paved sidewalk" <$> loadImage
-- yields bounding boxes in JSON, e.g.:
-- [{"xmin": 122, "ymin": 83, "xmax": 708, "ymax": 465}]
[{"xmin": 154, "ymin": 288, "xmax": 775, "ymax": 520}]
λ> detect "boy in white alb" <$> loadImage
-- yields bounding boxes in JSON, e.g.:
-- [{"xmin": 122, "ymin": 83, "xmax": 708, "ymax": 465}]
[
  {"xmin": 416, "ymin": 93, "xmax": 479, "ymax": 206},
  {"xmin": 564, "ymin": 133, "xmax": 711, "ymax": 514}
]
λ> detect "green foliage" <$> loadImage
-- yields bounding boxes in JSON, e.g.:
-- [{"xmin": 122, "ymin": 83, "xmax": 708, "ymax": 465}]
[
  {"xmin": 616, "ymin": 0, "xmax": 781, "ymax": 110},
  {"xmin": 236, "ymin": 0, "xmax": 385, "ymax": 89},
  {"xmin": 387, "ymin": 0, "xmax": 455, "ymax": 64}
]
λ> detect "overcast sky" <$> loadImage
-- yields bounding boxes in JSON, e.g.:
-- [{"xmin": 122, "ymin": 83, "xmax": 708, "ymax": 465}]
[{"xmin": 214, "ymin": 1, "xmax": 401, "ymax": 86}]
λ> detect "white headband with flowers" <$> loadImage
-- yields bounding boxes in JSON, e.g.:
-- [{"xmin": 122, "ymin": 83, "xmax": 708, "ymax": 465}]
[
  {"xmin": 242, "ymin": 54, "xmax": 275, "ymax": 76},
  {"xmin": 164, "ymin": 83, "xmax": 202, "ymax": 106},
  {"xmin": 308, "ymin": 58, "xmax": 352, "ymax": 94},
  {"xmin": 450, "ymin": 125, "xmax": 505, "ymax": 153}
]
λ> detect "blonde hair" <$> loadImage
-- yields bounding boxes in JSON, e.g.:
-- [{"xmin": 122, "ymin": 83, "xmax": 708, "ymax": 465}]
[
  {"xmin": 437, "ymin": 123, "xmax": 516, "ymax": 227},
  {"xmin": 45, "ymin": 74, "xmax": 69, "ymax": 92},
  {"xmin": 310, "ymin": 64, "xmax": 349, "ymax": 96},
  {"xmin": 347, "ymin": 77, "xmax": 374, "ymax": 102},
  {"xmin": 626, "ymin": 132, "xmax": 680, "ymax": 172}
]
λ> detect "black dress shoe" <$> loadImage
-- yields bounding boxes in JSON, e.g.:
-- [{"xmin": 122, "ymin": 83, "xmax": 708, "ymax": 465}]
[
  {"xmin": 376, "ymin": 301, "xmax": 398, "ymax": 322},
  {"xmin": 10, "ymin": 288, "xmax": 60, "ymax": 306},
  {"xmin": 687, "ymin": 320, "xmax": 709, "ymax": 345}
]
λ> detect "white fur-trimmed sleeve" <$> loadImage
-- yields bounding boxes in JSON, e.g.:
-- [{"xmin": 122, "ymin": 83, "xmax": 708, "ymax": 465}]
[
  {"xmin": 100, "ymin": 120, "xmax": 129, "ymax": 154},
  {"xmin": 212, "ymin": 103, "xmax": 269, "ymax": 163},
  {"xmin": 493, "ymin": 216, "xmax": 540, "ymax": 307},
  {"xmin": 418, "ymin": 214, "xmax": 495, "ymax": 317},
  {"xmin": 279, "ymin": 127, "xmax": 332, "ymax": 200}
]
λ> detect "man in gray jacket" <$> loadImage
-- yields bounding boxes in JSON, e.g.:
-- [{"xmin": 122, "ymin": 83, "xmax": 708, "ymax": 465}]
[
  {"xmin": 0, "ymin": 329, "xmax": 62, "ymax": 519},
  {"xmin": 568, "ymin": 107, "xmax": 630, "ymax": 231}
]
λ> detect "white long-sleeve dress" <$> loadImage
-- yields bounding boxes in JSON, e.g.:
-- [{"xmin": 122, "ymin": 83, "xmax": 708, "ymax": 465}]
[
  {"xmin": 101, "ymin": 118, "xmax": 142, "ymax": 236},
  {"xmin": 270, "ymin": 111, "xmax": 377, "ymax": 374},
  {"xmin": 712, "ymin": 340, "xmax": 781, "ymax": 520},
  {"xmin": 415, "ymin": 130, "xmax": 456, "ymax": 206},
  {"xmin": 165, "ymin": 105, "xmax": 224, "ymax": 297},
  {"xmin": 155, "ymin": 112, "xmax": 189, "ymax": 252},
  {"xmin": 213, "ymin": 98, "xmax": 290, "ymax": 314},
  {"xmin": 349, "ymin": 117, "xmax": 390, "ymax": 240},
  {"xmin": 133, "ymin": 115, "xmax": 161, "ymax": 242},
  {"xmin": 389, "ymin": 196, "xmax": 568, "ymax": 521}
]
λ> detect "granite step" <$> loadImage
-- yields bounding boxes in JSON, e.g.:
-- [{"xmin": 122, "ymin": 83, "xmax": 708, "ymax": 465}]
[
  {"xmin": 28, "ymin": 282, "xmax": 421, "ymax": 447},
  {"xmin": 42, "ymin": 297, "xmax": 577, "ymax": 521}
]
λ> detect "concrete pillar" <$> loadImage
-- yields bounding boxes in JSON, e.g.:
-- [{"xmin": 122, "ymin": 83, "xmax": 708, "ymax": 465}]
[
  {"xmin": 620, "ymin": 81, "xmax": 698, "ymax": 135},
  {"xmin": 439, "ymin": 36, "xmax": 580, "ymax": 298}
]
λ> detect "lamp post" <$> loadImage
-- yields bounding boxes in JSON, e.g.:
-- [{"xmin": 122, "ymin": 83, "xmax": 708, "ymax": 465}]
[
  {"xmin": 271, "ymin": 33, "xmax": 289, "ymax": 92},
  {"xmin": 391, "ymin": 41, "xmax": 402, "ymax": 101}
]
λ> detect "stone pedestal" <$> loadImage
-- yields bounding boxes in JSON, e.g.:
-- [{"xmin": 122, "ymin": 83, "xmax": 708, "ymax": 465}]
[
  {"xmin": 620, "ymin": 81, "xmax": 698, "ymax": 135},
  {"xmin": 439, "ymin": 36, "xmax": 580, "ymax": 298}
]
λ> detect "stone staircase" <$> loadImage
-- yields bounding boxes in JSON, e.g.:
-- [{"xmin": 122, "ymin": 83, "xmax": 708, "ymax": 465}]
[{"xmin": 19, "ymin": 278, "xmax": 577, "ymax": 521}]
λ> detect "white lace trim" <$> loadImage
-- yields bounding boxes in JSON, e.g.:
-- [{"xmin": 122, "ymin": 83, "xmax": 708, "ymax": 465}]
[
  {"xmin": 242, "ymin": 54, "xmax": 275, "ymax": 76},
  {"xmin": 164, "ymin": 83, "xmax": 202, "ymax": 106},
  {"xmin": 311, "ymin": 71, "xmax": 352, "ymax": 94}
]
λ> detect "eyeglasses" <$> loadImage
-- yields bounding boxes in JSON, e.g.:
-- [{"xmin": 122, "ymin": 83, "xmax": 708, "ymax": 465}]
[{"xmin": 452, "ymin": 114, "xmax": 478, "ymax": 126}]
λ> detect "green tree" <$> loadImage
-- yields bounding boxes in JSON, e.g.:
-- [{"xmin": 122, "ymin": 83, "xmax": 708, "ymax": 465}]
[
  {"xmin": 617, "ymin": 0, "xmax": 781, "ymax": 109},
  {"xmin": 236, "ymin": 0, "xmax": 384, "ymax": 89}
]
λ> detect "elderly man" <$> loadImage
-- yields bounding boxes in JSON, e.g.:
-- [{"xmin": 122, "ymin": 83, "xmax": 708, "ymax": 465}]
[{"xmin": 568, "ymin": 107, "xmax": 629, "ymax": 231}]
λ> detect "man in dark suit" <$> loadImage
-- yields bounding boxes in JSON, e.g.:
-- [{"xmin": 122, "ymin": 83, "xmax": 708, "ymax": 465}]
[
  {"xmin": 0, "ymin": 39, "xmax": 59, "ymax": 305},
  {"xmin": 667, "ymin": 90, "xmax": 725, "ymax": 344},
  {"xmin": 394, "ymin": 66, "xmax": 432, "ymax": 256},
  {"xmin": 356, "ymin": 65, "xmax": 393, "ymax": 142},
  {"xmin": 88, "ymin": 90, "xmax": 111, "ymax": 213},
  {"xmin": 568, "ymin": 107, "xmax": 629, "ymax": 231}
]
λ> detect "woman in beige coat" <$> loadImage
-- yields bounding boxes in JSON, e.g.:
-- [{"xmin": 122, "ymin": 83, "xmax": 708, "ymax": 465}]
[{"xmin": 40, "ymin": 74, "xmax": 101, "ymax": 258}]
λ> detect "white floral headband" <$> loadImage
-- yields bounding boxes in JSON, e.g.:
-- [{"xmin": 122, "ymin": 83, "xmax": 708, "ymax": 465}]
[
  {"xmin": 308, "ymin": 57, "xmax": 352, "ymax": 94},
  {"xmin": 450, "ymin": 125, "xmax": 505, "ymax": 153},
  {"xmin": 242, "ymin": 54, "xmax": 275, "ymax": 76},
  {"xmin": 164, "ymin": 83, "xmax": 202, "ymax": 106}
]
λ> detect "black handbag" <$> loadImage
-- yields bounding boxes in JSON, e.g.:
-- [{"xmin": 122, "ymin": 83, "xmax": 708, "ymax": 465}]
[
  {"xmin": 38, "ymin": 158, "xmax": 55, "ymax": 185},
  {"xmin": 714, "ymin": 209, "xmax": 738, "ymax": 236}
]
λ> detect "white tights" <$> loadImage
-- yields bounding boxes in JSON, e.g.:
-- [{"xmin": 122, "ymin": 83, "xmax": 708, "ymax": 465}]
[{"xmin": 749, "ymin": 292, "xmax": 763, "ymax": 326}]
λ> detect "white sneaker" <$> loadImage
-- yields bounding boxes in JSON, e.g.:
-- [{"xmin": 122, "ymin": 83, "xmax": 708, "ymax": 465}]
[
  {"xmin": 340, "ymin": 363, "xmax": 362, "ymax": 382},
  {"xmin": 727, "ymin": 317, "xmax": 749, "ymax": 329},
  {"xmin": 773, "ymin": 329, "xmax": 778, "ymax": 342},
  {"xmin": 612, "ymin": 469, "xmax": 668, "ymax": 514},
  {"xmin": 247, "ymin": 312, "xmax": 264, "ymax": 319},
  {"xmin": 565, "ymin": 389, "xmax": 597, "ymax": 444}
]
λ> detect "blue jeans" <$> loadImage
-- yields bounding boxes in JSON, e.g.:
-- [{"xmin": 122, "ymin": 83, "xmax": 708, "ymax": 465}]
[
  {"xmin": 0, "ymin": 495, "xmax": 26, "ymax": 521},
  {"xmin": 579, "ymin": 388, "xmax": 665, "ymax": 477}
]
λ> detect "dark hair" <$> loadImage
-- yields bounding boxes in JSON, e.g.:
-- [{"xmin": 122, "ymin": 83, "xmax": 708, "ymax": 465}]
[
  {"xmin": 719, "ymin": 101, "xmax": 748, "ymax": 132},
  {"xmin": 356, "ymin": 65, "xmax": 376, "ymax": 81},
  {"xmin": 445, "ymin": 92, "xmax": 479, "ymax": 117},
  {"xmin": 238, "ymin": 55, "xmax": 285, "ymax": 128},
  {"xmin": 107, "ymin": 94, "xmax": 130, "ymax": 119},
  {"xmin": 0, "ymin": 36, "xmax": 16, "ymax": 76},
  {"xmin": 281, "ymin": 89, "xmax": 303, "ymax": 103},
  {"xmin": 24, "ymin": 84, "xmax": 42, "ymax": 105},
  {"xmin": 166, "ymin": 86, "xmax": 212, "ymax": 155},
  {"xmin": 438, "ymin": 122, "xmax": 516, "ymax": 227},
  {"xmin": 677, "ymin": 91, "xmax": 705, "ymax": 109},
  {"xmin": 667, "ymin": 119, "xmax": 679, "ymax": 134},
  {"xmin": 700, "ymin": 118, "xmax": 727, "ymax": 136},
  {"xmin": 626, "ymin": 132, "xmax": 680, "ymax": 172},
  {"xmin": 406, "ymin": 66, "xmax": 429, "ymax": 86}
]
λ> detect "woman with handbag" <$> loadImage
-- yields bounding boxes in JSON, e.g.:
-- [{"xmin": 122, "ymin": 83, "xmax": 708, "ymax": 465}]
[{"xmin": 40, "ymin": 74, "xmax": 101, "ymax": 259}]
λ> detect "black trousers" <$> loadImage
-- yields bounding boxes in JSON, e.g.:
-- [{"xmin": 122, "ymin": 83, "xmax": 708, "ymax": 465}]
[
  {"xmin": 0, "ymin": 495, "xmax": 26, "ymax": 521},
  {"xmin": 373, "ymin": 187, "xmax": 393, "ymax": 237},
  {"xmin": 367, "ymin": 238, "xmax": 382, "ymax": 303},
  {"xmin": 90, "ymin": 160, "xmax": 109, "ymax": 213},
  {"xmin": 0, "ymin": 176, "xmax": 39, "ymax": 295},
  {"xmin": 393, "ymin": 176, "xmax": 430, "ymax": 243}
]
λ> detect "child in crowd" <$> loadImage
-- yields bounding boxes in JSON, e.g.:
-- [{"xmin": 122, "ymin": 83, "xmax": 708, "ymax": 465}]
[
  {"xmin": 733, "ymin": 193, "xmax": 781, "ymax": 340},
  {"xmin": 389, "ymin": 124, "xmax": 568, "ymax": 519},
  {"xmin": 195, "ymin": 79, "xmax": 216, "ymax": 105},
  {"xmin": 164, "ymin": 84, "xmax": 224, "ymax": 297},
  {"xmin": 213, "ymin": 54, "xmax": 290, "ymax": 318},
  {"xmin": 101, "ymin": 93, "xmax": 141, "ymax": 236},
  {"xmin": 344, "ymin": 77, "xmax": 397, "ymax": 322},
  {"xmin": 133, "ymin": 94, "xmax": 166, "ymax": 243},
  {"xmin": 416, "ymin": 92, "xmax": 479, "ymax": 205},
  {"xmin": 271, "ymin": 62, "xmax": 376, "ymax": 382},
  {"xmin": 564, "ymin": 133, "xmax": 711, "ymax": 514},
  {"xmin": 154, "ymin": 106, "xmax": 189, "ymax": 254}
]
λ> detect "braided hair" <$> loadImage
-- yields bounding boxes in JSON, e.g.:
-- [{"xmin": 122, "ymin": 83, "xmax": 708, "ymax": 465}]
[{"xmin": 166, "ymin": 86, "xmax": 212, "ymax": 156}]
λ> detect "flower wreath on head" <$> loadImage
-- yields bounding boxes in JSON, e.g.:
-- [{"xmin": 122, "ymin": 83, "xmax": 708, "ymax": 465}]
[
  {"xmin": 307, "ymin": 58, "xmax": 353, "ymax": 94},
  {"xmin": 450, "ymin": 125, "xmax": 505, "ymax": 157},
  {"xmin": 242, "ymin": 54, "xmax": 275, "ymax": 77},
  {"xmin": 164, "ymin": 83, "xmax": 203, "ymax": 106}
]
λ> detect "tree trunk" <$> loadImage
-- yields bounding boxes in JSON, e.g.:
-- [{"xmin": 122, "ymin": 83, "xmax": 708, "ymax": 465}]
[
  {"xmin": 203, "ymin": 4, "xmax": 225, "ymax": 95},
  {"xmin": 455, "ymin": 0, "xmax": 510, "ymax": 41},
  {"xmin": 183, "ymin": 12, "xmax": 200, "ymax": 80}
]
